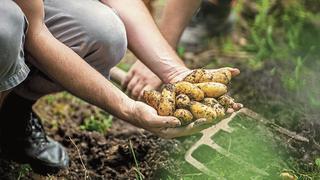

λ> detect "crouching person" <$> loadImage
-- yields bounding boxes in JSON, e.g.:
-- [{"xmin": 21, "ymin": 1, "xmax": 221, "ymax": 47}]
[
  {"xmin": 1, "ymin": 0, "xmax": 237, "ymax": 175},
  {"xmin": 0, "ymin": 0, "xmax": 69, "ymax": 173}
]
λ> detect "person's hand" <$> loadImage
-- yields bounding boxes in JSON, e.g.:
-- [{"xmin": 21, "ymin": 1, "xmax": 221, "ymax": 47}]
[
  {"xmin": 130, "ymin": 101, "xmax": 212, "ymax": 139},
  {"xmin": 123, "ymin": 61, "xmax": 162, "ymax": 100}
]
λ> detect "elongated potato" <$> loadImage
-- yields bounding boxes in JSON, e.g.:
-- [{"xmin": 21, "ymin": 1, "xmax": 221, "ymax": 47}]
[
  {"xmin": 202, "ymin": 98, "xmax": 225, "ymax": 117},
  {"xmin": 158, "ymin": 84, "xmax": 176, "ymax": 116},
  {"xmin": 143, "ymin": 90, "xmax": 161, "ymax": 109},
  {"xmin": 175, "ymin": 81, "xmax": 204, "ymax": 101},
  {"xmin": 189, "ymin": 101, "xmax": 217, "ymax": 122},
  {"xmin": 212, "ymin": 104, "xmax": 225, "ymax": 118},
  {"xmin": 176, "ymin": 94, "xmax": 191, "ymax": 109},
  {"xmin": 183, "ymin": 69, "xmax": 206, "ymax": 83},
  {"xmin": 199, "ymin": 69, "xmax": 232, "ymax": 85},
  {"xmin": 202, "ymin": 98, "xmax": 219, "ymax": 107},
  {"xmin": 196, "ymin": 82, "xmax": 227, "ymax": 98},
  {"xmin": 174, "ymin": 109, "xmax": 194, "ymax": 125}
]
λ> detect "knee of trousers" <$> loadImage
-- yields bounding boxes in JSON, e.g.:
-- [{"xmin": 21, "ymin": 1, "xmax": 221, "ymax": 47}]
[
  {"xmin": 0, "ymin": 1, "xmax": 27, "ymax": 71},
  {"xmin": 83, "ymin": 8, "xmax": 128, "ymax": 68}
]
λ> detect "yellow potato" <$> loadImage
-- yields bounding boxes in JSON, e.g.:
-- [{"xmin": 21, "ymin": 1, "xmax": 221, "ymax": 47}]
[
  {"xmin": 199, "ymin": 69, "xmax": 232, "ymax": 85},
  {"xmin": 183, "ymin": 69, "xmax": 206, "ymax": 83},
  {"xmin": 196, "ymin": 82, "xmax": 227, "ymax": 98},
  {"xmin": 174, "ymin": 109, "xmax": 194, "ymax": 125},
  {"xmin": 189, "ymin": 101, "xmax": 217, "ymax": 122},
  {"xmin": 202, "ymin": 98, "xmax": 219, "ymax": 107},
  {"xmin": 175, "ymin": 81, "xmax": 204, "ymax": 101},
  {"xmin": 218, "ymin": 95, "xmax": 235, "ymax": 108},
  {"xmin": 212, "ymin": 103, "xmax": 225, "ymax": 118},
  {"xmin": 143, "ymin": 90, "xmax": 161, "ymax": 109},
  {"xmin": 176, "ymin": 94, "xmax": 191, "ymax": 109},
  {"xmin": 202, "ymin": 98, "xmax": 225, "ymax": 117},
  {"xmin": 158, "ymin": 84, "xmax": 176, "ymax": 116}
]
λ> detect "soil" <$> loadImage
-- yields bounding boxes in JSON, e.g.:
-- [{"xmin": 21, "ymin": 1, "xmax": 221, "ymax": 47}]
[{"xmin": 0, "ymin": 93, "xmax": 195, "ymax": 179}]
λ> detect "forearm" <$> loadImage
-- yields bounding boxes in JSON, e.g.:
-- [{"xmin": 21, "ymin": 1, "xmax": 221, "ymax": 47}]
[
  {"xmin": 102, "ymin": 0, "xmax": 188, "ymax": 83},
  {"xmin": 159, "ymin": 0, "xmax": 202, "ymax": 49},
  {"xmin": 25, "ymin": 27, "xmax": 134, "ymax": 121}
]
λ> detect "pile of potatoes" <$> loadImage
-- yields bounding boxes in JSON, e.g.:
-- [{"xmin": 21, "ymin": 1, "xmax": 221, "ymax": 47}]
[{"xmin": 143, "ymin": 69, "xmax": 240, "ymax": 125}]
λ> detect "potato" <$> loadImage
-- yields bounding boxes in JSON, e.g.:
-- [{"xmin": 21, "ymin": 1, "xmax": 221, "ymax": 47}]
[
  {"xmin": 202, "ymin": 98, "xmax": 219, "ymax": 107},
  {"xmin": 199, "ymin": 69, "xmax": 232, "ymax": 85},
  {"xmin": 176, "ymin": 94, "xmax": 191, "ymax": 109},
  {"xmin": 183, "ymin": 69, "xmax": 206, "ymax": 83},
  {"xmin": 158, "ymin": 84, "xmax": 176, "ymax": 116},
  {"xmin": 174, "ymin": 109, "xmax": 194, "ymax": 125},
  {"xmin": 174, "ymin": 81, "xmax": 204, "ymax": 101},
  {"xmin": 189, "ymin": 101, "xmax": 217, "ymax": 122},
  {"xmin": 212, "ymin": 104, "xmax": 225, "ymax": 118},
  {"xmin": 143, "ymin": 90, "xmax": 161, "ymax": 109},
  {"xmin": 202, "ymin": 98, "xmax": 225, "ymax": 117},
  {"xmin": 218, "ymin": 95, "xmax": 235, "ymax": 108},
  {"xmin": 196, "ymin": 82, "xmax": 227, "ymax": 98}
]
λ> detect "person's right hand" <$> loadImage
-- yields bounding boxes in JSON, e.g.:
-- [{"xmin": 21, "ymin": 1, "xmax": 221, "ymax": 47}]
[
  {"xmin": 130, "ymin": 101, "xmax": 212, "ymax": 139},
  {"xmin": 123, "ymin": 61, "xmax": 162, "ymax": 100}
]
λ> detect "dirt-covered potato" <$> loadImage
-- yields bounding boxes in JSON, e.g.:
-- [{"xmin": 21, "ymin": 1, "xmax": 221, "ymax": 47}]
[
  {"xmin": 176, "ymin": 94, "xmax": 191, "ymax": 109},
  {"xmin": 158, "ymin": 84, "xmax": 176, "ymax": 116},
  {"xmin": 212, "ymin": 103, "xmax": 225, "ymax": 118},
  {"xmin": 183, "ymin": 69, "xmax": 206, "ymax": 83},
  {"xmin": 202, "ymin": 98, "xmax": 219, "ymax": 106},
  {"xmin": 196, "ymin": 82, "xmax": 227, "ymax": 98},
  {"xmin": 202, "ymin": 98, "xmax": 225, "ymax": 117},
  {"xmin": 199, "ymin": 69, "xmax": 232, "ymax": 85},
  {"xmin": 218, "ymin": 95, "xmax": 236, "ymax": 108},
  {"xmin": 174, "ymin": 109, "xmax": 194, "ymax": 125},
  {"xmin": 189, "ymin": 101, "xmax": 217, "ymax": 122},
  {"xmin": 174, "ymin": 81, "xmax": 204, "ymax": 101},
  {"xmin": 143, "ymin": 90, "xmax": 161, "ymax": 109}
]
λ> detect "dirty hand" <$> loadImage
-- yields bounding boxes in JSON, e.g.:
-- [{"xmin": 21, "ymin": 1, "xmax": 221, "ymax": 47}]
[
  {"xmin": 131, "ymin": 101, "xmax": 212, "ymax": 138},
  {"xmin": 123, "ymin": 61, "xmax": 162, "ymax": 100}
]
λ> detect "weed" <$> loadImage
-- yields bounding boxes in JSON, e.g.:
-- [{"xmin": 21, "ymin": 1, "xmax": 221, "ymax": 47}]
[
  {"xmin": 80, "ymin": 114, "xmax": 112, "ymax": 135},
  {"xmin": 129, "ymin": 140, "xmax": 144, "ymax": 180},
  {"xmin": 17, "ymin": 164, "xmax": 32, "ymax": 180}
]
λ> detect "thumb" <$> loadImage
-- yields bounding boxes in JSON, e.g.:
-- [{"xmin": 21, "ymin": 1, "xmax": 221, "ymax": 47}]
[{"xmin": 149, "ymin": 115, "xmax": 181, "ymax": 128}]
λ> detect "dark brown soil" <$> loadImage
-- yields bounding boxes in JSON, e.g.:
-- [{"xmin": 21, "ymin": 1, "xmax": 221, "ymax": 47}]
[{"xmin": 0, "ymin": 93, "xmax": 192, "ymax": 179}]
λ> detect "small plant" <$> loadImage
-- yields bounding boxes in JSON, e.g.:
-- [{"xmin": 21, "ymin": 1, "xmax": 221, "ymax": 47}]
[
  {"xmin": 17, "ymin": 164, "xmax": 32, "ymax": 180},
  {"xmin": 80, "ymin": 114, "xmax": 112, "ymax": 135},
  {"xmin": 129, "ymin": 140, "xmax": 144, "ymax": 180}
]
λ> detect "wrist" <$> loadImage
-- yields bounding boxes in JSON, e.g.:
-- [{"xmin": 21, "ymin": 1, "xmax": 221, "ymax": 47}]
[{"xmin": 165, "ymin": 66, "xmax": 190, "ymax": 84}]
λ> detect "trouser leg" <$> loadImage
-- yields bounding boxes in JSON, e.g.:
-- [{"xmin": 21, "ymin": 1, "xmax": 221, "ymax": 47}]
[{"xmin": 15, "ymin": 0, "xmax": 127, "ymax": 100}]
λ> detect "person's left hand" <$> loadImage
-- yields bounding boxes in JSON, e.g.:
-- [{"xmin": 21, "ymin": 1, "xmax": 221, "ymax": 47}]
[{"xmin": 122, "ymin": 60, "xmax": 162, "ymax": 100}]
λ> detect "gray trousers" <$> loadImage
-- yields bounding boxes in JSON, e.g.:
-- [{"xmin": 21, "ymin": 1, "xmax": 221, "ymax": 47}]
[{"xmin": 0, "ymin": 0, "xmax": 127, "ymax": 99}]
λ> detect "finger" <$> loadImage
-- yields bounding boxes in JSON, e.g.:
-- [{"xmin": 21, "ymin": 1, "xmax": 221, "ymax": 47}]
[
  {"xmin": 213, "ymin": 67, "xmax": 240, "ymax": 77},
  {"xmin": 223, "ymin": 67, "xmax": 240, "ymax": 77},
  {"xmin": 232, "ymin": 103, "xmax": 243, "ymax": 110},
  {"xmin": 148, "ymin": 116, "xmax": 181, "ymax": 128},
  {"xmin": 122, "ymin": 70, "xmax": 134, "ymax": 90},
  {"xmin": 131, "ymin": 80, "xmax": 147, "ymax": 100},
  {"xmin": 160, "ymin": 120, "xmax": 211, "ymax": 138},
  {"xmin": 227, "ymin": 108, "xmax": 235, "ymax": 114},
  {"xmin": 138, "ymin": 85, "xmax": 153, "ymax": 101},
  {"xmin": 126, "ymin": 76, "xmax": 140, "ymax": 95}
]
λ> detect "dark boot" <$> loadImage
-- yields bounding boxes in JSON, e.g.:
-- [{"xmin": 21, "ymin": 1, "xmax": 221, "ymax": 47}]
[{"xmin": 0, "ymin": 93, "xmax": 69, "ymax": 174}]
